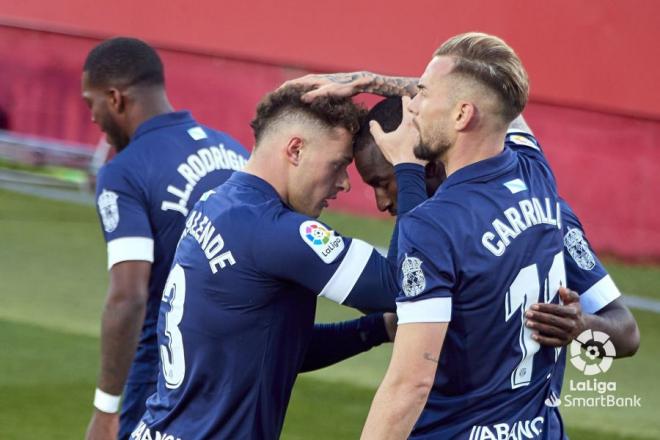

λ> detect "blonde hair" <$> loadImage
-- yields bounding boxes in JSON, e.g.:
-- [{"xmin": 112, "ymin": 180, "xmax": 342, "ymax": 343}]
[{"xmin": 435, "ymin": 32, "xmax": 529, "ymax": 123}]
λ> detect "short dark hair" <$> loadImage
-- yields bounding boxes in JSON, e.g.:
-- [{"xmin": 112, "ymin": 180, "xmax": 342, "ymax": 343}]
[
  {"xmin": 354, "ymin": 97, "xmax": 402, "ymax": 151},
  {"xmin": 83, "ymin": 37, "xmax": 165, "ymax": 88},
  {"xmin": 250, "ymin": 85, "xmax": 365, "ymax": 145}
]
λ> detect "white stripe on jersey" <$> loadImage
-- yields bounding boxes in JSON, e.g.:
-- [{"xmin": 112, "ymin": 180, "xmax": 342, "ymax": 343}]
[
  {"xmin": 107, "ymin": 236, "xmax": 154, "ymax": 270},
  {"xmin": 318, "ymin": 239, "xmax": 373, "ymax": 304},
  {"xmin": 397, "ymin": 297, "xmax": 452, "ymax": 324},
  {"xmin": 580, "ymin": 274, "xmax": 622, "ymax": 314}
]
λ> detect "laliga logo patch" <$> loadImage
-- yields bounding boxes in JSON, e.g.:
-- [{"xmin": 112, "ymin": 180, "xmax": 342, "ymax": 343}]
[
  {"xmin": 569, "ymin": 329, "xmax": 616, "ymax": 375},
  {"xmin": 564, "ymin": 228, "xmax": 596, "ymax": 270},
  {"xmin": 509, "ymin": 134, "xmax": 540, "ymax": 150},
  {"xmin": 401, "ymin": 254, "xmax": 426, "ymax": 297},
  {"xmin": 98, "ymin": 189, "xmax": 119, "ymax": 233},
  {"xmin": 299, "ymin": 220, "xmax": 345, "ymax": 264}
]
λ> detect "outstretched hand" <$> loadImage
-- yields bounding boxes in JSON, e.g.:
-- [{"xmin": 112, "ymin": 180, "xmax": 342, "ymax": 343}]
[
  {"xmin": 370, "ymin": 97, "xmax": 425, "ymax": 166},
  {"xmin": 525, "ymin": 286, "xmax": 585, "ymax": 347}
]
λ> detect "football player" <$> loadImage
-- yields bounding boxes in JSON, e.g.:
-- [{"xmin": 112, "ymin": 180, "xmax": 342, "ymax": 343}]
[
  {"xmin": 82, "ymin": 37, "xmax": 250, "ymax": 440},
  {"xmin": 132, "ymin": 86, "xmax": 400, "ymax": 439},
  {"xmin": 288, "ymin": 33, "xmax": 639, "ymax": 439},
  {"xmin": 354, "ymin": 96, "xmax": 639, "ymax": 437}
]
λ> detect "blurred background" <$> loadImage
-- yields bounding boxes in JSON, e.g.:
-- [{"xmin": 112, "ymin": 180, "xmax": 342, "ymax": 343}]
[{"xmin": 0, "ymin": 1, "xmax": 658, "ymax": 439}]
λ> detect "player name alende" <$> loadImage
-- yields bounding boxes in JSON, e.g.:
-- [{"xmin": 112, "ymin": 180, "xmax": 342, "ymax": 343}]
[
  {"xmin": 181, "ymin": 207, "xmax": 236, "ymax": 274},
  {"xmin": 482, "ymin": 197, "xmax": 561, "ymax": 256},
  {"xmin": 161, "ymin": 144, "xmax": 247, "ymax": 216}
]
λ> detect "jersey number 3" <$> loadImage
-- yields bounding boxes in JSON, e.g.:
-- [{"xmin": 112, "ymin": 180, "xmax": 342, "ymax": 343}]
[
  {"xmin": 160, "ymin": 264, "xmax": 186, "ymax": 389},
  {"xmin": 505, "ymin": 251, "xmax": 565, "ymax": 389}
]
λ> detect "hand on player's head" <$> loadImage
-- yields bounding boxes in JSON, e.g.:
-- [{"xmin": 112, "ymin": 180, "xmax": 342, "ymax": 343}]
[
  {"xmin": 251, "ymin": 84, "xmax": 364, "ymax": 217},
  {"xmin": 279, "ymin": 72, "xmax": 369, "ymax": 102}
]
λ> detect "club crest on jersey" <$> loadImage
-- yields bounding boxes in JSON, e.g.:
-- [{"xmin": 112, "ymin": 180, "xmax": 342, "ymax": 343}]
[
  {"xmin": 299, "ymin": 220, "xmax": 345, "ymax": 264},
  {"xmin": 402, "ymin": 254, "xmax": 426, "ymax": 297},
  {"xmin": 98, "ymin": 189, "xmax": 119, "ymax": 233},
  {"xmin": 564, "ymin": 228, "xmax": 595, "ymax": 270}
]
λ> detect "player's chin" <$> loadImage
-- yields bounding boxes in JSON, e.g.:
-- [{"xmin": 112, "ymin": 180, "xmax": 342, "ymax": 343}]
[{"xmin": 311, "ymin": 201, "xmax": 327, "ymax": 218}]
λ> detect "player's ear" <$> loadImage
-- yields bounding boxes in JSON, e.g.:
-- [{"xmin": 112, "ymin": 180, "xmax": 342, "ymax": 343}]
[
  {"xmin": 454, "ymin": 101, "xmax": 475, "ymax": 131},
  {"xmin": 285, "ymin": 137, "xmax": 304, "ymax": 166},
  {"xmin": 106, "ymin": 88, "xmax": 125, "ymax": 115}
]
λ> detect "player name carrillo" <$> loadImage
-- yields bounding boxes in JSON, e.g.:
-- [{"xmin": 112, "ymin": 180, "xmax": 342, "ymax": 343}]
[{"xmin": 482, "ymin": 197, "xmax": 561, "ymax": 257}]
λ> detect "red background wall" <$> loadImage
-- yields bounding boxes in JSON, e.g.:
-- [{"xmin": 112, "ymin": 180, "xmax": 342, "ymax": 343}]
[{"xmin": 0, "ymin": 1, "xmax": 658, "ymax": 260}]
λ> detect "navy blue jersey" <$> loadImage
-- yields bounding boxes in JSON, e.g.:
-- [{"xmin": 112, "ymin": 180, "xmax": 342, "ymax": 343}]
[
  {"xmin": 505, "ymin": 131, "xmax": 621, "ymax": 314},
  {"xmin": 396, "ymin": 140, "xmax": 566, "ymax": 439},
  {"xmin": 135, "ymin": 172, "xmax": 397, "ymax": 439},
  {"xmin": 95, "ymin": 111, "xmax": 249, "ymax": 385},
  {"xmin": 507, "ymin": 132, "xmax": 622, "ymax": 435},
  {"xmin": 546, "ymin": 200, "xmax": 621, "ymax": 414},
  {"xmin": 390, "ymin": 131, "xmax": 621, "ymax": 439}
]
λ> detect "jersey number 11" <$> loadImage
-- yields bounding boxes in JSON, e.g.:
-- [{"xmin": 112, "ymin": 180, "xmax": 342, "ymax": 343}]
[{"xmin": 505, "ymin": 251, "xmax": 565, "ymax": 389}]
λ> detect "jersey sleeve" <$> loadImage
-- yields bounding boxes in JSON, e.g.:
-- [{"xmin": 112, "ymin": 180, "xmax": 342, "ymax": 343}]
[
  {"xmin": 395, "ymin": 212, "xmax": 455, "ymax": 324},
  {"xmin": 95, "ymin": 163, "xmax": 154, "ymax": 270},
  {"xmin": 387, "ymin": 163, "xmax": 429, "ymax": 264},
  {"xmin": 560, "ymin": 199, "xmax": 621, "ymax": 313},
  {"xmin": 253, "ymin": 212, "xmax": 398, "ymax": 312},
  {"xmin": 299, "ymin": 314, "xmax": 389, "ymax": 372}
]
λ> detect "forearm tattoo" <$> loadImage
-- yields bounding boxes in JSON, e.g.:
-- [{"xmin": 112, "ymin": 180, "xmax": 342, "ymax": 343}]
[
  {"xmin": 322, "ymin": 71, "xmax": 419, "ymax": 97},
  {"xmin": 363, "ymin": 72, "xmax": 419, "ymax": 97}
]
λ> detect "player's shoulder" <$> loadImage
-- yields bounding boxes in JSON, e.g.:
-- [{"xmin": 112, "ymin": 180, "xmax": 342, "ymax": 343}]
[
  {"xmin": 506, "ymin": 130, "xmax": 542, "ymax": 152},
  {"xmin": 416, "ymin": 186, "xmax": 474, "ymax": 219},
  {"xmin": 199, "ymin": 125, "xmax": 249, "ymax": 157},
  {"xmin": 96, "ymin": 152, "xmax": 140, "ymax": 189},
  {"xmin": 559, "ymin": 198, "xmax": 581, "ymax": 227},
  {"xmin": 400, "ymin": 196, "xmax": 464, "ymax": 239},
  {"xmin": 264, "ymin": 205, "xmax": 327, "ymax": 237}
]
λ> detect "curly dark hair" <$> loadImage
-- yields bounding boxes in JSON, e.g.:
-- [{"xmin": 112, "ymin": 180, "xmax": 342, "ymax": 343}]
[{"xmin": 250, "ymin": 85, "xmax": 366, "ymax": 145}]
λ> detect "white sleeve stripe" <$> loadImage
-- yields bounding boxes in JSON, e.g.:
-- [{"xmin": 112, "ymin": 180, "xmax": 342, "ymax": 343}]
[
  {"xmin": 580, "ymin": 275, "xmax": 621, "ymax": 314},
  {"xmin": 397, "ymin": 297, "xmax": 452, "ymax": 324},
  {"xmin": 107, "ymin": 237, "xmax": 154, "ymax": 270},
  {"xmin": 318, "ymin": 239, "xmax": 373, "ymax": 304}
]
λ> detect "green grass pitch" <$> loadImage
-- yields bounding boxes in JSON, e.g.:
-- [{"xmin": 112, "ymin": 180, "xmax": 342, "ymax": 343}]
[{"xmin": 0, "ymin": 188, "xmax": 658, "ymax": 439}]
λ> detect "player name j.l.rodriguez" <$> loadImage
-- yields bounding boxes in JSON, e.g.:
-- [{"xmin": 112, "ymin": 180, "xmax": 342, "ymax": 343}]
[{"xmin": 161, "ymin": 144, "xmax": 247, "ymax": 216}]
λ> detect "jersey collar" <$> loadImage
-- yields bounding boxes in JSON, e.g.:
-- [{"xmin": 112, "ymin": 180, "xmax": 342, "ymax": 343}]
[
  {"xmin": 440, "ymin": 146, "xmax": 516, "ymax": 191},
  {"xmin": 227, "ymin": 171, "xmax": 282, "ymax": 201},
  {"xmin": 132, "ymin": 110, "xmax": 195, "ymax": 141}
]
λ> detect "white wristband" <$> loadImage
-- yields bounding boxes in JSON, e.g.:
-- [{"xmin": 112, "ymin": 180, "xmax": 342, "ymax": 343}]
[{"xmin": 93, "ymin": 388, "xmax": 121, "ymax": 413}]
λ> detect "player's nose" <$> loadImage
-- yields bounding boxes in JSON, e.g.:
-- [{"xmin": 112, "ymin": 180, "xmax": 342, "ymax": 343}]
[
  {"xmin": 375, "ymin": 190, "xmax": 394, "ymax": 215},
  {"xmin": 408, "ymin": 94, "xmax": 420, "ymax": 115},
  {"xmin": 338, "ymin": 172, "xmax": 350, "ymax": 193}
]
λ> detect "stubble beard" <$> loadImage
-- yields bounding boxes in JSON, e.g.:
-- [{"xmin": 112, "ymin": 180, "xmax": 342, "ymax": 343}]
[
  {"xmin": 102, "ymin": 117, "xmax": 130, "ymax": 152},
  {"xmin": 414, "ymin": 136, "xmax": 451, "ymax": 163}
]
